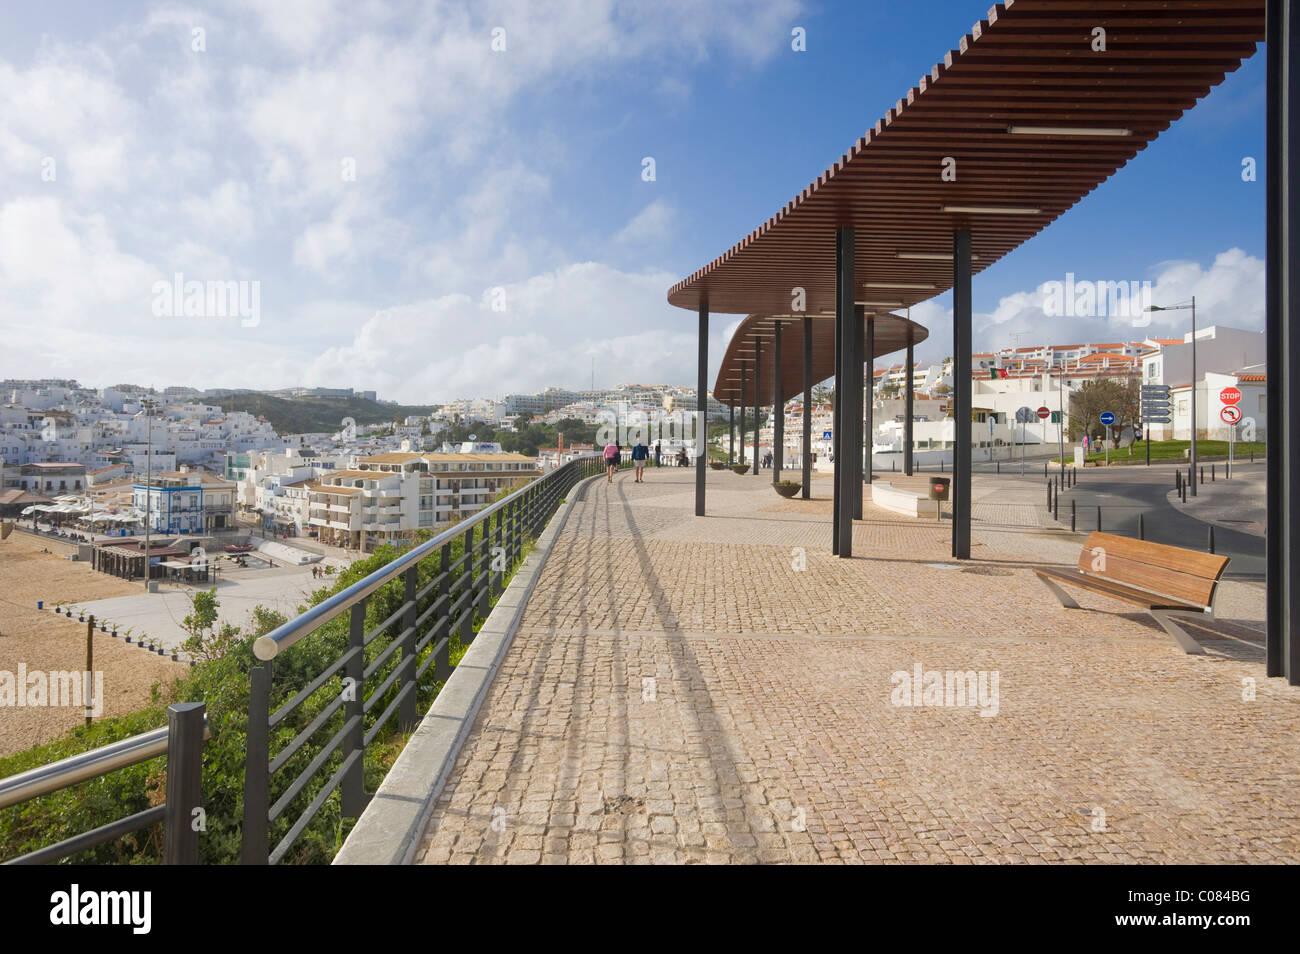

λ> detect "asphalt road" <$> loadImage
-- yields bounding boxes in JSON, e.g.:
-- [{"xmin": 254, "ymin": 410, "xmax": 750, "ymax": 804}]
[{"xmin": 1052, "ymin": 462, "xmax": 1265, "ymax": 580}]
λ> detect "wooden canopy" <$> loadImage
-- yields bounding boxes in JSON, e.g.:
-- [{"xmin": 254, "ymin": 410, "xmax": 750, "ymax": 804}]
[
  {"xmin": 668, "ymin": 0, "xmax": 1265, "ymax": 317},
  {"xmin": 715, "ymin": 313, "xmax": 928, "ymax": 407}
]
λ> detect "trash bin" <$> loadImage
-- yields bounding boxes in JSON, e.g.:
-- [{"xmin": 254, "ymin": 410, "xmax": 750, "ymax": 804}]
[{"xmin": 929, "ymin": 477, "xmax": 950, "ymax": 501}]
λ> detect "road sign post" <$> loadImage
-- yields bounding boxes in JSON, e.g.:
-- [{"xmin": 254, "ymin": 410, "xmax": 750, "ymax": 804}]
[
  {"xmin": 1100, "ymin": 411, "xmax": 1115, "ymax": 466},
  {"xmin": 1016, "ymin": 406, "xmax": 1033, "ymax": 475},
  {"xmin": 1140, "ymin": 384, "xmax": 1172, "ymax": 467}
]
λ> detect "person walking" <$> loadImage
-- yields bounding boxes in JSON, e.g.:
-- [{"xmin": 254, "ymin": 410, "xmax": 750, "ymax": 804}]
[
  {"xmin": 631, "ymin": 440, "xmax": 649, "ymax": 482},
  {"xmin": 603, "ymin": 440, "xmax": 620, "ymax": 482},
  {"xmin": 654, "ymin": 442, "xmax": 662, "ymax": 468}
]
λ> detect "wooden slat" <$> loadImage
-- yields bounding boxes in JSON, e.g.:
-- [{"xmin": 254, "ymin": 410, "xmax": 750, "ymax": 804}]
[
  {"xmin": 668, "ymin": 0, "xmax": 1265, "ymax": 318},
  {"xmin": 1079, "ymin": 532, "xmax": 1229, "ymax": 579},
  {"xmin": 1071, "ymin": 532, "xmax": 1228, "ymax": 609},
  {"xmin": 1034, "ymin": 568, "xmax": 1202, "ymax": 610}
]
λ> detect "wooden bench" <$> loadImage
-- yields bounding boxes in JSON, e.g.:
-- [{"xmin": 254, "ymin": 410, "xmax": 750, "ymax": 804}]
[{"xmin": 1034, "ymin": 531, "xmax": 1230, "ymax": 654}]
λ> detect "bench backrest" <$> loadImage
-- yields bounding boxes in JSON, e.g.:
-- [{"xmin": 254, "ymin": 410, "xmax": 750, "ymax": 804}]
[{"xmin": 1077, "ymin": 532, "xmax": 1229, "ymax": 609}]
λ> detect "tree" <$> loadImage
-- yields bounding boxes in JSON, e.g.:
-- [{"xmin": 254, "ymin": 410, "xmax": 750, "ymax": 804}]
[{"xmin": 1068, "ymin": 378, "xmax": 1134, "ymax": 443}]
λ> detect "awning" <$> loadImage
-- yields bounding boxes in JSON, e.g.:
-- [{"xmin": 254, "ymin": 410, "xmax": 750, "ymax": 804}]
[
  {"xmin": 668, "ymin": 0, "xmax": 1265, "ymax": 317},
  {"xmin": 714, "ymin": 311, "xmax": 929, "ymax": 407}
]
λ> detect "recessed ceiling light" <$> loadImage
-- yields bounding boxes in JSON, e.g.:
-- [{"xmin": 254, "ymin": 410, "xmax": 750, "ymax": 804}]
[
  {"xmin": 1008, "ymin": 125, "xmax": 1132, "ymax": 137},
  {"xmin": 940, "ymin": 205, "xmax": 1041, "ymax": 215},
  {"xmin": 896, "ymin": 252, "xmax": 983, "ymax": 261}
]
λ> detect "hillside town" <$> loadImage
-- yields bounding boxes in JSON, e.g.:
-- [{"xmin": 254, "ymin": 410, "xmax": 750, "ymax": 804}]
[{"xmin": 0, "ymin": 325, "xmax": 1265, "ymax": 556}]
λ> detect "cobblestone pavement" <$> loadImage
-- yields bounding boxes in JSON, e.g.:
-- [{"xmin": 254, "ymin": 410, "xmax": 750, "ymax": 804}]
[{"xmin": 416, "ymin": 468, "xmax": 1297, "ymax": 864}]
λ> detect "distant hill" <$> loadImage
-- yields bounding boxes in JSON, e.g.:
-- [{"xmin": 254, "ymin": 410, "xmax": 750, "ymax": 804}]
[{"xmin": 210, "ymin": 393, "xmax": 434, "ymax": 435}]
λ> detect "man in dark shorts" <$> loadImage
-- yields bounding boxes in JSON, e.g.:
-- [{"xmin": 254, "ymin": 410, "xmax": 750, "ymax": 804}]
[{"xmin": 631, "ymin": 440, "xmax": 649, "ymax": 482}]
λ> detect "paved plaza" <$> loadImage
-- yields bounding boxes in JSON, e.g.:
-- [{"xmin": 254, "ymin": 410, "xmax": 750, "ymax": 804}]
[{"xmin": 414, "ymin": 467, "xmax": 1296, "ymax": 864}]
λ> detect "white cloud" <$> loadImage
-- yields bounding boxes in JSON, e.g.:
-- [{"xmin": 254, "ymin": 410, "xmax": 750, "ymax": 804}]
[
  {"xmin": 615, "ymin": 199, "xmax": 675, "ymax": 245},
  {"xmin": 901, "ymin": 248, "xmax": 1265, "ymax": 366}
]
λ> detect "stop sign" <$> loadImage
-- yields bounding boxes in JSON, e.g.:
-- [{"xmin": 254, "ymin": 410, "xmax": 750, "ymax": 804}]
[
  {"xmin": 1220, "ymin": 386, "xmax": 1242, "ymax": 406},
  {"xmin": 1036, "ymin": 406, "xmax": 1051, "ymax": 420}
]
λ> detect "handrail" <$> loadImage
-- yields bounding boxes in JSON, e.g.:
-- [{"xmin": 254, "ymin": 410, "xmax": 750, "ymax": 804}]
[
  {"xmin": 253, "ymin": 453, "xmax": 601, "ymax": 661},
  {"xmin": 241, "ymin": 452, "xmax": 609, "ymax": 863},
  {"xmin": 0, "ymin": 717, "xmax": 210, "ymax": 809},
  {"xmin": 0, "ymin": 703, "xmax": 209, "ymax": 864}
]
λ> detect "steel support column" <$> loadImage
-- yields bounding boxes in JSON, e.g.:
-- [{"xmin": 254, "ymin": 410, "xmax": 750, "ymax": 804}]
[
  {"xmin": 752, "ymin": 338, "xmax": 762, "ymax": 475},
  {"xmin": 1267, "ymin": 0, "xmax": 1299, "ymax": 684},
  {"xmin": 952, "ymin": 229, "xmax": 973, "ymax": 560},
  {"xmin": 728, "ymin": 404, "xmax": 734, "ymax": 465},
  {"xmin": 834, "ymin": 227, "xmax": 855, "ymax": 557},
  {"xmin": 904, "ymin": 331, "xmax": 915, "ymax": 476},
  {"xmin": 773, "ymin": 321, "xmax": 784, "ymax": 482},
  {"xmin": 739, "ymin": 363, "xmax": 746, "ymax": 465},
  {"xmin": 852, "ymin": 306, "xmax": 865, "ymax": 519},
  {"xmin": 695, "ymin": 299, "xmax": 708, "ymax": 516},
  {"xmin": 802, "ymin": 316, "xmax": 813, "ymax": 499},
  {"xmin": 864, "ymin": 313, "xmax": 875, "ymax": 488}
]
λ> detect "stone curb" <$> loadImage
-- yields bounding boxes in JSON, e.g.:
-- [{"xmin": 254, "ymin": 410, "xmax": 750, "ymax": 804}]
[{"xmin": 333, "ymin": 473, "xmax": 598, "ymax": 865}]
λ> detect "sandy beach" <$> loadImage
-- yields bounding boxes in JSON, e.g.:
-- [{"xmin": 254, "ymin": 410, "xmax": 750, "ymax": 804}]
[{"xmin": 0, "ymin": 530, "xmax": 188, "ymax": 757}]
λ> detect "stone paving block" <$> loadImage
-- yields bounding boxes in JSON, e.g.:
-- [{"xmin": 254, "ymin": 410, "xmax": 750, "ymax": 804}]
[{"xmin": 417, "ymin": 468, "xmax": 1299, "ymax": 865}]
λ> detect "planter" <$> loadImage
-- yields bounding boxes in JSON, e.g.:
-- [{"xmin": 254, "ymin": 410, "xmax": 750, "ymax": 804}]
[
  {"xmin": 730, "ymin": 464, "xmax": 751, "ymax": 475},
  {"xmin": 773, "ymin": 482, "xmax": 803, "ymax": 498},
  {"xmin": 708, "ymin": 461, "xmax": 725, "ymax": 470}
]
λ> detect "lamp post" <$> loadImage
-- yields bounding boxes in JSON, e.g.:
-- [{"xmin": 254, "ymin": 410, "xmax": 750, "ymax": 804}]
[
  {"xmin": 1145, "ymin": 297, "xmax": 1197, "ymax": 496},
  {"xmin": 1056, "ymin": 366, "xmax": 1066, "ymax": 471},
  {"xmin": 141, "ymin": 398, "xmax": 155, "ymax": 588}
]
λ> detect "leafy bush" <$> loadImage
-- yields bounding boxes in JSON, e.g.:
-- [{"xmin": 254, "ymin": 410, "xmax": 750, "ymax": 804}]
[{"xmin": 0, "ymin": 523, "xmax": 533, "ymax": 865}]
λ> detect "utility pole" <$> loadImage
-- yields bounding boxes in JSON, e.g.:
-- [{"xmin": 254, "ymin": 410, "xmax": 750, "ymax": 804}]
[{"xmin": 142, "ymin": 398, "xmax": 154, "ymax": 590}]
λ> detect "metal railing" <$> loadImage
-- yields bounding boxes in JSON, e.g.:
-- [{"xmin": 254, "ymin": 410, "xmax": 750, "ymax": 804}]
[
  {"xmin": 0, "ymin": 703, "xmax": 209, "ymax": 865},
  {"xmin": 241, "ymin": 454, "xmax": 605, "ymax": 864}
]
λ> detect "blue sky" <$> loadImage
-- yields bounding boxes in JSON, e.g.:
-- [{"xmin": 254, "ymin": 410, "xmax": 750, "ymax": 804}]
[{"xmin": 0, "ymin": 1, "xmax": 1266, "ymax": 402}]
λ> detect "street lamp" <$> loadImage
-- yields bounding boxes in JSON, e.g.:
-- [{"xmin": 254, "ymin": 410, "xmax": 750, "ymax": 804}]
[
  {"xmin": 140, "ymin": 398, "xmax": 156, "ymax": 588},
  {"xmin": 1144, "ymin": 297, "xmax": 1197, "ymax": 496}
]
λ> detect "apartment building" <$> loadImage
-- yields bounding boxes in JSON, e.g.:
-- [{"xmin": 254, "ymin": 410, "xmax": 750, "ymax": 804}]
[
  {"xmin": 132, "ymin": 469, "xmax": 236, "ymax": 533},
  {"xmin": 308, "ymin": 451, "xmax": 540, "ymax": 552}
]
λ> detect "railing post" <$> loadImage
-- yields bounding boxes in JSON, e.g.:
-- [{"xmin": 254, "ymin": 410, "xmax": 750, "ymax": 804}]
[
  {"xmin": 242, "ymin": 663, "xmax": 271, "ymax": 864},
  {"xmin": 399, "ymin": 566, "xmax": 419, "ymax": 731},
  {"xmin": 461, "ymin": 523, "xmax": 476, "ymax": 646},
  {"xmin": 434, "ymin": 542, "xmax": 452, "ymax": 682},
  {"xmin": 163, "ymin": 701, "xmax": 205, "ymax": 865},
  {"xmin": 342, "ymin": 598, "xmax": 368, "ymax": 817},
  {"xmin": 492, "ymin": 507, "xmax": 504, "ymax": 599}
]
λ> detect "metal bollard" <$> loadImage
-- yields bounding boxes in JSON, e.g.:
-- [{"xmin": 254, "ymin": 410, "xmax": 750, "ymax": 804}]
[
  {"xmin": 1097, "ymin": 505, "xmax": 1102, "ymax": 532},
  {"xmin": 1138, "ymin": 513, "xmax": 1144, "ymax": 540},
  {"xmin": 1200, "ymin": 466, "xmax": 1204, "ymax": 484},
  {"xmin": 1053, "ymin": 490, "xmax": 1059, "ymax": 522},
  {"xmin": 1208, "ymin": 525, "xmax": 1215, "ymax": 554},
  {"xmin": 1070, "ymin": 498, "xmax": 1076, "ymax": 533},
  {"xmin": 1211, "ymin": 464, "xmax": 1215, "ymax": 482},
  {"xmin": 1047, "ymin": 480, "xmax": 1053, "ymax": 509},
  {"xmin": 1044, "ymin": 461, "xmax": 1048, "ymax": 478},
  {"xmin": 996, "ymin": 460, "xmax": 1000, "ymax": 475}
]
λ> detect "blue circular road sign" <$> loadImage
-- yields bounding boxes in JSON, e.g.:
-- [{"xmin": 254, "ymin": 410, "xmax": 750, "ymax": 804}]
[{"xmin": 1099, "ymin": 411, "xmax": 1116, "ymax": 426}]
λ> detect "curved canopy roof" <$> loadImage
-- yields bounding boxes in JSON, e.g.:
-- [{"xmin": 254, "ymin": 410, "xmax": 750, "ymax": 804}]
[
  {"xmin": 668, "ymin": 0, "xmax": 1264, "ymax": 318},
  {"xmin": 714, "ymin": 312, "xmax": 928, "ymax": 408}
]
